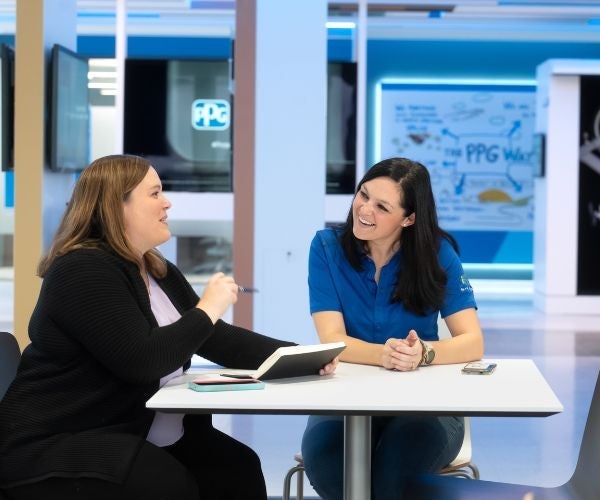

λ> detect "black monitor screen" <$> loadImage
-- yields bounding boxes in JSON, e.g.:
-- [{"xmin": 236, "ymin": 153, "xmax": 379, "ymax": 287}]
[
  {"xmin": 1, "ymin": 43, "xmax": 14, "ymax": 172},
  {"xmin": 48, "ymin": 44, "xmax": 90, "ymax": 172},
  {"xmin": 327, "ymin": 61, "xmax": 356, "ymax": 194},
  {"xmin": 124, "ymin": 58, "xmax": 232, "ymax": 192}
]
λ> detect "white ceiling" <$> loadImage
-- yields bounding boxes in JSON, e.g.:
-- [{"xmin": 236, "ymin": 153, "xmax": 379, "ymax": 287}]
[{"xmin": 0, "ymin": 1, "xmax": 600, "ymax": 41}]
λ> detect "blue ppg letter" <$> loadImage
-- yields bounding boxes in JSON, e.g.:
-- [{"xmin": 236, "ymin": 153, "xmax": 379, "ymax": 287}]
[{"xmin": 191, "ymin": 99, "xmax": 231, "ymax": 130}]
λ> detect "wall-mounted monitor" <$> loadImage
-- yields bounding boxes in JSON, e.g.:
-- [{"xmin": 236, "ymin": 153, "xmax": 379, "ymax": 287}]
[
  {"xmin": 124, "ymin": 58, "xmax": 232, "ymax": 192},
  {"xmin": 47, "ymin": 44, "xmax": 90, "ymax": 172},
  {"xmin": 124, "ymin": 58, "xmax": 355, "ymax": 193},
  {"xmin": 327, "ymin": 61, "xmax": 357, "ymax": 194},
  {"xmin": 1, "ymin": 43, "xmax": 14, "ymax": 172}
]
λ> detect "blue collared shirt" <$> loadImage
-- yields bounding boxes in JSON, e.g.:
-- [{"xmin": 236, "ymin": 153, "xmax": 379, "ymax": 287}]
[{"xmin": 308, "ymin": 228, "xmax": 477, "ymax": 343}]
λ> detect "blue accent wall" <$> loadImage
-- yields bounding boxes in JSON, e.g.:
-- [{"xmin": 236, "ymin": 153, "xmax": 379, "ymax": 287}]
[
  {"xmin": 78, "ymin": 35, "xmax": 232, "ymax": 58},
  {"xmin": 79, "ymin": 35, "xmax": 352, "ymax": 61},
  {"xmin": 4, "ymin": 171, "xmax": 13, "ymax": 208},
  {"xmin": 328, "ymin": 38, "xmax": 353, "ymax": 61},
  {"xmin": 453, "ymin": 230, "xmax": 533, "ymax": 264}
]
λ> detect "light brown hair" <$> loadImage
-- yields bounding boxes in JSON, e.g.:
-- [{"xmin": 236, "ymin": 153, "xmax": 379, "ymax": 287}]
[{"xmin": 38, "ymin": 154, "xmax": 167, "ymax": 278}]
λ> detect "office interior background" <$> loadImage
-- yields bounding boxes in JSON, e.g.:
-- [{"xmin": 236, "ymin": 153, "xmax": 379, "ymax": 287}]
[{"xmin": 1, "ymin": 0, "xmax": 600, "ymax": 497}]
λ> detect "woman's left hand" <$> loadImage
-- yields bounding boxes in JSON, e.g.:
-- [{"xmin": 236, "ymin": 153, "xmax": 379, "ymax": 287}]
[
  {"xmin": 385, "ymin": 330, "xmax": 423, "ymax": 371},
  {"xmin": 319, "ymin": 356, "xmax": 340, "ymax": 376}
]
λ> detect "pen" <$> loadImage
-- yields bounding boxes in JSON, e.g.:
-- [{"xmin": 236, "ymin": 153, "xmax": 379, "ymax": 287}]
[{"xmin": 238, "ymin": 286, "xmax": 259, "ymax": 293}]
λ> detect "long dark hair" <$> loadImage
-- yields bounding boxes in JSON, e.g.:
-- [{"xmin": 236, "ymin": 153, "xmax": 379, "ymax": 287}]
[{"xmin": 340, "ymin": 157, "xmax": 458, "ymax": 315}]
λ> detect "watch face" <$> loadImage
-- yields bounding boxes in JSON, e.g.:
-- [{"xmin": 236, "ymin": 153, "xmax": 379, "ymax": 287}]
[{"xmin": 425, "ymin": 348, "xmax": 435, "ymax": 364}]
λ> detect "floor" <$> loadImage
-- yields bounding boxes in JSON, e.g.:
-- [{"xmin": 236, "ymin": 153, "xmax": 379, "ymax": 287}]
[{"xmin": 1, "ymin": 278, "xmax": 599, "ymax": 499}]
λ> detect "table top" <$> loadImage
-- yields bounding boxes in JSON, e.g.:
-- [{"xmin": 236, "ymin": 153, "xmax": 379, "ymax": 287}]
[{"xmin": 146, "ymin": 359, "xmax": 563, "ymax": 417}]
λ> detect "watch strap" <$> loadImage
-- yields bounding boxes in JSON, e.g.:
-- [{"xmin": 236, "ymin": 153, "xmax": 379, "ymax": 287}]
[{"xmin": 418, "ymin": 338, "xmax": 434, "ymax": 366}]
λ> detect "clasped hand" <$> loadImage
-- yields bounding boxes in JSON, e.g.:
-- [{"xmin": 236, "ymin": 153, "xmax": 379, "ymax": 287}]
[{"xmin": 382, "ymin": 330, "xmax": 423, "ymax": 371}]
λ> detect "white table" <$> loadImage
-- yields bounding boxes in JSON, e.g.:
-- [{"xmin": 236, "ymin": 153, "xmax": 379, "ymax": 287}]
[{"xmin": 147, "ymin": 359, "xmax": 563, "ymax": 500}]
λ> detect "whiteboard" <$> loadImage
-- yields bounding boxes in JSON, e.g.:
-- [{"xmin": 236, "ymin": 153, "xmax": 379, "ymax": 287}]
[{"xmin": 377, "ymin": 82, "xmax": 537, "ymax": 232}]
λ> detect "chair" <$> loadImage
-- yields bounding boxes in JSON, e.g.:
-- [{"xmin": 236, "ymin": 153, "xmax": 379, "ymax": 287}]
[
  {"xmin": 282, "ymin": 452, "xmax": 305, "ymax": 500},
  {"xmin": 0, "ymin": 331, "xmax": 20, "ymax": 400},
  {"xmin": 437, "ymin": 417, "xmax": 480, "ymax": 480},
  {"xmin": 283, "ymin": 317, "xmax": 479, "ymax": 499},
  {"xmin": 432, "ymin": 317, "xmax": 479, "ymax": 480},
  {"xmin": 0, "ymin": 331, "xmax": 20, "ymax": 500},
  {"xmin": 404, "ymin": 371, "xmax": 600, "ymax": 500}
]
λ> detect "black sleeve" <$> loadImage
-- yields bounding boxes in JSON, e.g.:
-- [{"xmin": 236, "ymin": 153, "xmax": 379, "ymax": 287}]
[
  {"xmin": 43, "ymin": 251, "xmax": 216, "ymax": 384},
  {"xmin": 197, "ymin": 321, "xmax": 297, "ymax": 369}
]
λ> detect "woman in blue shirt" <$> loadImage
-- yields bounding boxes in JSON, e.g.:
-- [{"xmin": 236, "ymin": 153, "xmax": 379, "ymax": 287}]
[{"xmin": 301, "ymin": 157, "xmax": 484, "ymax": 500}]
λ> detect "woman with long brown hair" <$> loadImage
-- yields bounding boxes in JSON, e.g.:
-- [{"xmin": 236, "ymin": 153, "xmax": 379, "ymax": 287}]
[{"xmin": 0, "ymin": 154, "xmax": 336, "ymax": 500}]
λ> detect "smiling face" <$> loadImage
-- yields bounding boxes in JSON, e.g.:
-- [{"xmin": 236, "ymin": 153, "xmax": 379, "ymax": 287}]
[
  {"xmin": 123, "ymin": 166, "xmax": 172, "ymax": 255},
  {"xmin": 352, "ymin": 176, "xmax": 414, "ymax": 251}
]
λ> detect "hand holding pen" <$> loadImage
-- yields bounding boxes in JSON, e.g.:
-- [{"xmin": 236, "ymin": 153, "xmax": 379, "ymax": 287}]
[{"xmin": 196, "ymin": 273, "xmax": 240, "ymax": 324}]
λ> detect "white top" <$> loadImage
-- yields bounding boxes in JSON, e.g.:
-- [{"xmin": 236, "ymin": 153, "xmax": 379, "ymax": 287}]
[
  {"xmin": 145, "ymin": 274, "xmax": 185, "ymax": 447},
  {"xmin": 147, "ymin": 359, "xmax": 563, "ymax": 416}
]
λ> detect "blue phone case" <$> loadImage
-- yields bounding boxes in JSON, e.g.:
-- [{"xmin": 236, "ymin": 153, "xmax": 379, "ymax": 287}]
[{"xmin": 187, "ymin": 381, "xmax": 265, "ymax": 392}]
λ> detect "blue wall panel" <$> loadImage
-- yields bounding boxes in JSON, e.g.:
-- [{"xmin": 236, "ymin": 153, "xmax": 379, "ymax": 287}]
[
  {"xmin": 77, "ymin": 35, "xmax": 115, "ymax": 57},
  {"xmin": 79, "ymin": 35, "xmax": 356, "ymax": 61},
  {"xmin": 78, "ymin": 35, "xmax": 232, "ymax": 58},
  {"xmin": 4, "ymin": 171, "xmax": 13, "ymax": 208},
  {"xmin": 328, "ymin": 38, "xmax": 353, "ymax": 61},
  {"xmin": 452, "ymin": 230, "xmax": 533, "ymax": 264}
]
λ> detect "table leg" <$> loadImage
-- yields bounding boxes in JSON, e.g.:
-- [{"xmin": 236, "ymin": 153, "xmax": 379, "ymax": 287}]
[{"xmin": 344, "ymin": 415, "xmax": 372, "ymax": 500}]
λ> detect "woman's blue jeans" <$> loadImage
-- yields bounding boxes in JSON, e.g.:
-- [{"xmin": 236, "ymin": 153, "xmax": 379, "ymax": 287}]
[{"xmin": 301, "ymin": 414, "xmax": 464, "ymax": 500}]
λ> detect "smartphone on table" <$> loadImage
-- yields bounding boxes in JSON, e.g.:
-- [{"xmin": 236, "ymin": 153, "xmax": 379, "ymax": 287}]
[
  {"xmin": 462, "ymin": 362, "xmax": 497, "ymax": 375},
  {"xmin": 187, "ymin": 374, "xmax": 265, "ymax": 392}
]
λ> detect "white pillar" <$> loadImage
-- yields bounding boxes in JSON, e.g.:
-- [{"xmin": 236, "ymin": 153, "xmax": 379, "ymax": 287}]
[
  {"xmin": 252, "ymin": 0, "xmax": 327, "ymax": 343},
  {"xmin": 233, "ymin": 0, "xmax": 328, "ymax": 344}
]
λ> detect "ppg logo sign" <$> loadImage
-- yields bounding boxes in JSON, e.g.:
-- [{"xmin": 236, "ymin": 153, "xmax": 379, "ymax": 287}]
[{"xmin": 191, "ymin": 99, "xmax": 230, "ymax": 131}]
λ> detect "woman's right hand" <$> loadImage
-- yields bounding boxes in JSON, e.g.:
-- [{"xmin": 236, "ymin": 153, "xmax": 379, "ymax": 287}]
[
  {"xmin": 196, "ymin": 272, "xmax": 238, "ymax": 324},
  {"xmin": 382, "ymin": 338, "xmax": 400, "ymax": 370}
]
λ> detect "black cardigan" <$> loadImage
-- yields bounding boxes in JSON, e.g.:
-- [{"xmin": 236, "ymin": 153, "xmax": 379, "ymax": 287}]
[{"xmin": 0, "ymin": 248, "xmax": 294, "ymax": 487}]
